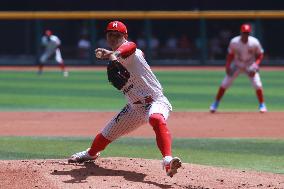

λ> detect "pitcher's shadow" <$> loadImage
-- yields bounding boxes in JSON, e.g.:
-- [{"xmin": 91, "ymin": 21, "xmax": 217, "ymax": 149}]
[{"xmin": 51, "ymin": 162, "xmax": 172, "ymax": 188}]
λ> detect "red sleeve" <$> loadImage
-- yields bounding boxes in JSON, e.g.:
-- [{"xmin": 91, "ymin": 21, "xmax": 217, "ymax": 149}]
[
  {"xmin": 255, "ymin": 53, "xmax": 264, "ymax": 65},
  {"xmin": 116, "ymin": 42, "xmax": 137, "ymax": 59},
  {"xmin": 225, "ymin": 53, "xmax": 234, "ymax": 70}
]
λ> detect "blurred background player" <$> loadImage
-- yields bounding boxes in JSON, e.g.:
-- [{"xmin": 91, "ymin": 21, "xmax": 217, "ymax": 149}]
[
  {"xmin": 38, "ymin": 30, "xmax": 68, "ymax": 77},
  {"xmin": 68, "ymin": 21, "xmax": 182, "ymax": 177},
  {"xmin": 210, "ymin": 24, "xmax": 267, "ymax": 113}
]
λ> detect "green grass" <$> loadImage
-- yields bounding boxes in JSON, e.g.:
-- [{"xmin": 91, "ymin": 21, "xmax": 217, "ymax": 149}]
[
  {"xmin": 0, "ymin": 70, "xmax": 283, "ymax": 111},
  {"xmin": 0, "ymin": 71, "xmax": 124, "ymax": 110},
  {"xmin": 0, "ymin": 136, "xmax": 283, "ymax": 174},
  {"xmin": 0, "ymin": 69, "xmax": 283, "ymax": 174}
]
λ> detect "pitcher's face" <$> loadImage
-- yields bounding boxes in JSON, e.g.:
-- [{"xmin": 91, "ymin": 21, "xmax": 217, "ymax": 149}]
[{"xmin": 106, "ymin": 31, "xmax": 125, "ymax": 50}]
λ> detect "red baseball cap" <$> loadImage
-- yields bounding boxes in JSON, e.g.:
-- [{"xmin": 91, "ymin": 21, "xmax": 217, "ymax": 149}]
[
  {"xmin": 240, "ymin": 24, "xmax": 251, "ymax": 33},
  {"xmin": 106, "ymin": 21, "xmax": 127, "ymax": 34},
  {"xmin": 45, "ymin": 30, "xmax": 52, "ymax": 36}
]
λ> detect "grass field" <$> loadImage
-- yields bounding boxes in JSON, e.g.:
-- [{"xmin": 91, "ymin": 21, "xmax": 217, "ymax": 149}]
[
  {"xmin": 0, "ymin": 137, "xmax": 283, "ymax": 174},
  {"xmin": 0, "ymin": 69, "xmax": 283, "ymax": 173},
  {"xmin": 0, "ymin": 70, "xmax": 283, "ymax": 111}
]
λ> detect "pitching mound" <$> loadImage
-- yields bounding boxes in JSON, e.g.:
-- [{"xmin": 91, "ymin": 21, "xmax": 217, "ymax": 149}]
[{"xmin": 0, "ymin": 158, "xmax": 283, "ymax": 189}]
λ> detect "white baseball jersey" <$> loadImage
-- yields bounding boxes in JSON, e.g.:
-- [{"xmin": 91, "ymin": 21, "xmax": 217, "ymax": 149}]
[
  {"xmin": 102, "ymin": 45, "xmax": 172, "ymax": 141},
  {"xmin": 40, "ymin": 35, "xmax": 63, "ymax": 64},
  {"xmin": 228, "ymin": 35, "xmax": 264, "ymax": 69},
  {"xmin": 117, "ymin": 48, "xmax": 164, "ymax": 104},
  {"xmin": 42, "ymin": 35, "xmax": 61, "ymax": 51},
  {"xmin": 221, "ymin": 35, "xmax": 264, "ymax": 89}
]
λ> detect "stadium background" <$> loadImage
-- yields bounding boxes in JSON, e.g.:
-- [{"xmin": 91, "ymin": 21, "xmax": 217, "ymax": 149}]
[
  {"xmin": 0, "ymin": 1, "xmax": 284, "ymax": 66},
  {"xmin": 0, "ymin": 2, "xmax": 284, "ymax": 188}
]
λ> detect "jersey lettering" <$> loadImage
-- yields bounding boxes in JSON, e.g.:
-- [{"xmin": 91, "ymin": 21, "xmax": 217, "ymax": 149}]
[{"xmin": 123, "ymin": 84, "xmax": 134, "ymax": 94}]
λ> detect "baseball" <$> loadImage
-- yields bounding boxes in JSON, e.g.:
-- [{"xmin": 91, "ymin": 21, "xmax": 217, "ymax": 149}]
[{"xmin": 96, "ymin": 51, "xmax": 103, "ymax": 59}]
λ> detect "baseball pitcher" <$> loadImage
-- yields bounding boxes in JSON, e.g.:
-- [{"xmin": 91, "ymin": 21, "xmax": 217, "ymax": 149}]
[
  {"xmin": 68, "ymin": 21, "xmax": 182, "ymax": 177},
  {"xmin": 38, "ymin": 30, "xmax": 68, "ymax": 77},
  {"xmin": 210, "ymin": 24, "xmax": 267, "ymax": 113}
]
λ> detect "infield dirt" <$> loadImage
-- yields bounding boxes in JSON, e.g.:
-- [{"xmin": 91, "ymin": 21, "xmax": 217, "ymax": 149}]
[{"xmin": 0, "ymin": 112, "xmax": 283, "ymax": 189}]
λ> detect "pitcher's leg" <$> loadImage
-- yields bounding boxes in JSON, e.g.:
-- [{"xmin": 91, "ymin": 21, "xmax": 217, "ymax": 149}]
[
  {"xmin": 88, "ymin": 133, "xmax": 111, "ymax": 156},
  {"xmin": 148, "ymin": 100, "xmax": 172, "ymax": 157},
  {"xmin": 102, "ymin": 104, "xmax": 146, "ymax": 141},
  {"xmin": 148, "ymin": 100, "xmax": 181, "ymax": 177},
  {"xmin": 89, "ymin": 104, "xmax": 144, "ymax": 157},
  {"xmin": 69, "ymin": 104, "xmax": 145, "ymax": 163},
  {"xmin": 149, "ymin": 113, "xmax": 171, "ymax": 157}
]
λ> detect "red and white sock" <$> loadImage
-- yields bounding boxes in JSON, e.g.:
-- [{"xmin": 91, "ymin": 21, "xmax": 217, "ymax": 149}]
[
  {"xmin": 216, "ymin": 86, "xmax": 226, "ymax": 101},
  {"xmin": 149, "ymin": 113, "xmax": 172, "ymax": 157},
  {"xmin": 59, "ymin": 62, "xmax": 66, "ymax": 72},
  {"xmin": 256, "ymin": 88, "xmax": 264, "ymax": 104},
  {"xmin": 88, "ymin": 133, "xmax": 111, "ymax": 157},
  {"xmin": 38, "ymin": 64, "xmax": 43, "ymax": 72}
]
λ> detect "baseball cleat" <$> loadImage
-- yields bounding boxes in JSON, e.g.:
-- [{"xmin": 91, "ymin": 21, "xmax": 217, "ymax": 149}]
[
  {"xmin": 163, "ymin": 157, "xmax": 182, "ymax": 177},
  {"xmin": 68, "ymin": 148, "xmax": 100, "ymax": 164},
  {"xmin": 259, "ymin": 103, "xmax": 267, "ymax": 113},
  {"xmin": 210, "ymin": 101, "xmax": 219, "ymax": 113}
]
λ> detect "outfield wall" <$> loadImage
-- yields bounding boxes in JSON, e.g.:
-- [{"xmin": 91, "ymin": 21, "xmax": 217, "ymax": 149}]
[
  {"xmin": 0, "ymin": 57, "xmax": 283, "ymax": 66},
  {"xmin": 1, "ymin": 11, "xmax": 284, "ymax": 66}
]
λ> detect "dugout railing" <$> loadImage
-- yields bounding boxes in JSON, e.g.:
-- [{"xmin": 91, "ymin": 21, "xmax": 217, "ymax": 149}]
[{"xmin": 0, "ymin": 11, "xmax": 284, "ymax": 66}]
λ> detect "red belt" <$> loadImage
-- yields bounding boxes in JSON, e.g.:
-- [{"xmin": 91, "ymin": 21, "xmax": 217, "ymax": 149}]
[{"xmin": 133, "ymin": 96, "xmax": 153, "ymax": 104}]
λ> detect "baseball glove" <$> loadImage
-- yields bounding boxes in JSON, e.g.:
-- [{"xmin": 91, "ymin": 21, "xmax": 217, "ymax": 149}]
[
  {"xmin": 107, "ymin": 60, "xmax": 130, "ymax": 90},
  {"xmin": 247, "ymin": 63, "xmax": 259, "ymax": 77}
]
